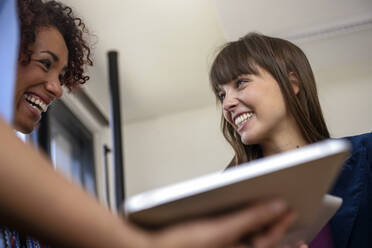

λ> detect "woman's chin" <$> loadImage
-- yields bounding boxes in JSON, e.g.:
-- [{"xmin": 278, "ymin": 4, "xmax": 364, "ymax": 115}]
[
  {"xmin": 240, "ymin": 133, "xmax": 260, "ymax": 145},
  {"xmin": 13, "ymin": 121, "xmax": 36, "ymax": 134},
  {"xmin": 241, "ymin": 135, "xmax": 254, "ymax": 145},
  {"xmin": 14, "ymin": 108, "xmax": 39, "ymax": 134},
  {"xmin": 16, "ymin": 126, "xmax": 34, "ymax": 134}
]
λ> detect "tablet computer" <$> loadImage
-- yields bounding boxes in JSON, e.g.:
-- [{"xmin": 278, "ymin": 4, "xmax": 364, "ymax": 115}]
[
  {"xmin": 123, "ymin": 139, "xmax": 349, "ymax": 244},
  {"xmin": 304, "ymin": 194, "xmax": 342, "ymax": 243}
]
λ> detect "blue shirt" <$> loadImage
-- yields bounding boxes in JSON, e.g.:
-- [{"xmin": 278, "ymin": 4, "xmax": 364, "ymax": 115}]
[
  {"xmin": 330, "ymin": 132, "xmax": 372, "ymax": 248},
  {"xmin": 0, "ymin": 0, "xmax": 19, "ymax": 124}
]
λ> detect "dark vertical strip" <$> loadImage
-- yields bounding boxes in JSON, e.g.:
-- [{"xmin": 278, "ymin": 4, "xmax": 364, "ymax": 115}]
[
  {"xmin": 103, "ymin": 144, "xmax": 112, "ymax": 207},
  {"xmin": 108, "ymin": 51, "xmax": 125, "ymax": 208},
  {"xmin": 38, "ymin": 111, "xmax": 51, "ymax": 155}
]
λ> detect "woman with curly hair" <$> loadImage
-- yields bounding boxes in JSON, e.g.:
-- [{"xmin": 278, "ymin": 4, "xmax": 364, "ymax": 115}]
[
  {"xmin": 14, "ymin": 0, "xmax": 92, "ymax": 133},
  {"xmin": 0, "ymin": 0, "xmax": 296, "ymax": 247}
]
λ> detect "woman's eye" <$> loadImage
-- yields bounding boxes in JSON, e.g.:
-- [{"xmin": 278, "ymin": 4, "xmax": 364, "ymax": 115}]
[
  {"xmin": 39, "ymin": 59, "xmax": 51, "ymax": 70},
  {"xmin": 236, "ymin": 79, "xmax": 249, "ymax": 88},
  {"xmin": 218, "ymin": 92, "xmax": 225, "ymax": 101}
]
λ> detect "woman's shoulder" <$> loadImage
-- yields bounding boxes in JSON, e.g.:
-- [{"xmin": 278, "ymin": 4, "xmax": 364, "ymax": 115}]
[
  {"xmin": 339, "ymin": 132, "xmax": 372, "ymax": 163},
  {"xmin": 341, "ymin": 132, "xmax": 372, "ymax": 147}
]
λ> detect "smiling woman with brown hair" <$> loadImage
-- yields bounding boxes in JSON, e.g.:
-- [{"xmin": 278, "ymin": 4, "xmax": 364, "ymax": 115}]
[
  {"xmin": 210, "ymin": 32, "xmax": 329, "ymax": 167},
  {"xmin": 209, "ymin": 32, "xmax": 372, "ymax": 248}
]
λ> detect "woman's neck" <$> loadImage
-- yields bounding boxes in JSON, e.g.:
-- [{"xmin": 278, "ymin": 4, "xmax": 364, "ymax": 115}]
[{"xmin": 260, "ymin": 119, "xmax": 308, "ymax": 157}]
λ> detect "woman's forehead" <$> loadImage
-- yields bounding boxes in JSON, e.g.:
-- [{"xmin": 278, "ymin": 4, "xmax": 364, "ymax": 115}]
[
  {"xmin": 33, "ymin": 27, "xmax": 68, "ymax": 64},
  {"xmin": 35, "ymin": 27, "xmax": 67, "ymax": 50}
]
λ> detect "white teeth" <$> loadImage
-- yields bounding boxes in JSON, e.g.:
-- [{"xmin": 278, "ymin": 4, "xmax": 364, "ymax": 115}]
[
  {"xmin": 234, "ymin": 112, "xmax": 254, "ymax": 126},
  {"xmin": 24, "ymin": 94, "xmax": 48, "ymax": 112},
  {"xmin": 40, "ymin": 102, "xmax": 46, "ymax": 111},
  {"xmin": 30, "ymin": 104, "xmax": 42, "ymax": 114}
]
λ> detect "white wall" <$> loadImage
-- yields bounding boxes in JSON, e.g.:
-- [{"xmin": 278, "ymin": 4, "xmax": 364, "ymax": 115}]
[
  {"xmin": 301, "ymin": 29, "xmax": 372, "ymax": 137},
  {"xmin": 316, "ymin": 62, "xmax": 372, "ymax": 137},
  {"xmin": 124, "ymin": 105, "xmax": 233, "ymax": 197}
]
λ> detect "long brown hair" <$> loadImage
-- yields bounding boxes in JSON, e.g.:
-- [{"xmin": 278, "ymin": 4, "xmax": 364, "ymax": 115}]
[{"xmin": 209, "ymin": 32, "xmax": 330, "ymax": 168}]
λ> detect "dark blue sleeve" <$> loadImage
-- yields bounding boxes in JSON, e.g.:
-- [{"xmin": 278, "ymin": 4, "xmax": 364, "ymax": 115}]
[
  {"xmin": 330, "ymin": 132, "xmax": 372, "ymax": 248},
  {"xmin": 350, "ymin": 132, "xmax": 372, "ymax": 248},
  {"xmin": 365, "ymin": 132, "xmax": 372, "ymax": 169},
  {"xmin": 330, "ymin": 133, "xmax": 372, "ymax": 248}
]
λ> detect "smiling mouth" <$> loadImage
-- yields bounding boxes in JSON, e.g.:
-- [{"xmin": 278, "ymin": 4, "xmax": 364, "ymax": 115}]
[
  {"xmin": 24, "ymin": 93, "xmax": 49, "ymax": 114},
  {"xmin": 234, "ymin": 112, "xmax": 255, "ymax": 128}
]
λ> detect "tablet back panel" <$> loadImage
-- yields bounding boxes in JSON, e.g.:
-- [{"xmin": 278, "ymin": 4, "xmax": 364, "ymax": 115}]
[{"xmin": 124, "ymin": 139, "xmax": 350, "ymax": 231}]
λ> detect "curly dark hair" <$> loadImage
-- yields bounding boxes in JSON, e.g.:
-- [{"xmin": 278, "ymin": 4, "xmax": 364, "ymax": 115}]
[{"xmin": 17, "ymin": 0, "xmax": 93, "ymax": 89}]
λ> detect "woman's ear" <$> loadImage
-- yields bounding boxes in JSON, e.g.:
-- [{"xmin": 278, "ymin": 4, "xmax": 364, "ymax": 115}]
[{"xmin": 289, "ymin": 72, "xmax": 300, "ymax": 95}]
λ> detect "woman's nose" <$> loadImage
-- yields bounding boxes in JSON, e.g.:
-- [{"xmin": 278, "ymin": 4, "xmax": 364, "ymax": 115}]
[
  {"xmin": 223, "ymin": 91, "xmax": 239, "ymax": 112},
  {"xmin": 45, "ymin": 74, "xmax": 63, "ymax": 98}
]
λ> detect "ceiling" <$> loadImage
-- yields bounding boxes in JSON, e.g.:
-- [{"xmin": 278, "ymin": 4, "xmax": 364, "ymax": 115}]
[{"xmin": 60, "ymin": 0, "xmax": 372, "ymax": 123}]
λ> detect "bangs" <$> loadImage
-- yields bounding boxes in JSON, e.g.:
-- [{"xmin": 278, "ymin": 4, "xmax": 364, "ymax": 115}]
[{"xmin": 210, "ymin": 41, "xmax": 258, "ymax": 96}]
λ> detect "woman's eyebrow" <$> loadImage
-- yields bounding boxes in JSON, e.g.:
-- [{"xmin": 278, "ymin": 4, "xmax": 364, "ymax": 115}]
[
  {"xmin": 216, "ymin": 86, "xmax": 225, "ymax": 93},
  {"xmin": 41, "ymin": 50, "xmax": 59, "ymax": 62},
  {"xmin": 237, "ymin": 74, "xmax": 250, "ymax": 79}
]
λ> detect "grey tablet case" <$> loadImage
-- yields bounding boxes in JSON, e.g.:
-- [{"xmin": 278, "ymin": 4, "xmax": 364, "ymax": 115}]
[{"xmin": 124, "ymin": 139, "xmax": 349, "ymax": 244}]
